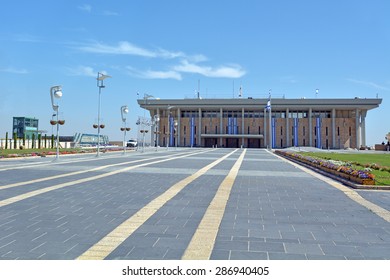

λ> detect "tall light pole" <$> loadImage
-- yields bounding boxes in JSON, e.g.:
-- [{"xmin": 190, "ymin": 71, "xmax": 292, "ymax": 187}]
[
  {"xmin": 140, "ymin": 93, "xmax": 154, "ymax": 152},
  {"xmin": 50, "ymin": 85, "xmax": 64, "ymax": 161},
  {"xmin": 174, "ymin": 120, "xmax": 178, "ymax": 149},
  {"xmin": 120, "ymin": 105, "xmax": 130, "ymax": 154},
  {"xmin": 95, "ymin": 72, "xmax": 111, "ymax": 157}
]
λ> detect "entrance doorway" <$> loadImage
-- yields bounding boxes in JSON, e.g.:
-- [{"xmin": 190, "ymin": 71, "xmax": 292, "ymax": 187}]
[
  {"xmin": 248, "ymin": 139, "xmax": 261, "ymax": 148},
  {"xmin": 204, "ymin": 138, "xmax": 218, "ymax": 147},
  {"xmin": 226, "ymin": 138, "xmax": 239, "ymax": 148}
]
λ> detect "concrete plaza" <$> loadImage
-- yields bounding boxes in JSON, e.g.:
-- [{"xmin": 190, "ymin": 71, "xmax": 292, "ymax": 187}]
[{"xmin": 0, "ymin": 148, "xmax": 389, "ymax": 260}]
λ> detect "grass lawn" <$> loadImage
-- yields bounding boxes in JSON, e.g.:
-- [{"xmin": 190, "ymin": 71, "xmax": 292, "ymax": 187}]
[{"xmin": 299, "ymin": 152, "xmax": 390, "ymax": 186}]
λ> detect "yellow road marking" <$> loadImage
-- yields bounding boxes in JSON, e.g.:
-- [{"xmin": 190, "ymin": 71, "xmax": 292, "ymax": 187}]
[
  {"xmin": 271, "ymin": 150, "xmax": 390, "ymax": 223},
  {"xmin": 182, "ymin": 148, "xmax": 246, "ymax": 260},
  {"xmin": 77, "ymin": 149, "xmax": 238, "ymax": 260},
  {"xmin": 0, "ymin": 149, "xmax": 211, "ymax": 208},
  {"xmin": 0, "ymin": 150, "xmax": 202, "ymax": 190}
]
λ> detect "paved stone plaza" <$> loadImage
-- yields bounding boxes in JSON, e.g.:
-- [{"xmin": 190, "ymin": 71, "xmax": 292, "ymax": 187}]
[{"xmin": 0, "ymin": 148, "xmax": 389, "ymax": 260}]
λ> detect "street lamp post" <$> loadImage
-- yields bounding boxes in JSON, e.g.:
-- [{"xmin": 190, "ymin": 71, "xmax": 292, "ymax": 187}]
[
  {"xmin": 120, "ymin": 105, "xmax": 130, "ymax": 154},
  {"xmin": 50, "ymin": 85, "xmax": 64, "ymax": 161},
  {"xmin": 140, "ymin": 128, "xmax": 149, "ymax": 152},
  {"xmin": 174, "ymin": 120, "xmax": 178, "ymax": 150},
  {"xmin": 94, "ymin": 72, "xmax": 111, "ymax": 157}
]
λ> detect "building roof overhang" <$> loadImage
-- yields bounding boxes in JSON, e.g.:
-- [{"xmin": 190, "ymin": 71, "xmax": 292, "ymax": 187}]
[{"xmin": 138, "ymin": 98, "xmax": 382, "ymax": 111}]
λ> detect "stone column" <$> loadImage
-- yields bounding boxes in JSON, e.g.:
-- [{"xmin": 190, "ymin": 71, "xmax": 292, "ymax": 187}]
[
  {"xmin": 332, "ymin": 108, "xmax": 336, "ymax": 149},
  {"xmin": 355, "ymin": 108, "xmax": 361, "ymax": 149},
  {"xmin": 361, "ymin": 110, "xmax": 367, "ymax": 147},
  {"xmin": 264, "ymin": 108, "xmax": 267, "ymax": 148},
  {"xmin": 308, "ymin": 108, "xmax": 313, "ymax": 147},
  {"xmin": 177, "ymin": 108, "xmax": 181, "ymax": 147},
  {"xmin": 286, "ymin": 108, "xmax": 289, "ymax": 147},
  {"xmin": 220, "ymin": 108, "xmax": 223, "ymax": 147},
  {"xmin": 242, "ymin": 108, "xmax": 245, "ymax": 147},
  {"xmin": 198, "ymin": 108, "xmax": 202, "ymax": 147}
]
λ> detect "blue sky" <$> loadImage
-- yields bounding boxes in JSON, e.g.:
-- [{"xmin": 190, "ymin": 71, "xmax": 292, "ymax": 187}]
[{"xmin": 0, "ymin": 0, "xmax": 389, "ymax": 146}]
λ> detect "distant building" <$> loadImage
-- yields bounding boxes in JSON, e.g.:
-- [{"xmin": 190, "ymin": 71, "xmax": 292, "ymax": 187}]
[
  {"xmin": 13, "ymin": 117, "xmax": 39, "ymax": 139},
  {"xmin": 73, "ymin": 133, "xmax": 109, "ymax": 147},
  {"xmin": 138, "ymin": 97, "xmax": 382, "ymax": 149}
]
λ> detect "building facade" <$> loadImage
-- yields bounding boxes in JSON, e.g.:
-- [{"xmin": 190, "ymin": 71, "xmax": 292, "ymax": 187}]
[
  {"xmin": 12, "ymin": 117, "xmax": 39, "ymax": 139},
  {"xmin": 138, "ymin": 98, "xmax": 381, "ymax": 149}
]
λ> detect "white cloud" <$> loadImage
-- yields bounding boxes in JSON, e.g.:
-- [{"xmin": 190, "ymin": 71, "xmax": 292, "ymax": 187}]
[
  {"xmin": 78, "ymin": 4, "xmax": 92, "ymax": 13},
  {"xmin": 347, "ymin": 78, "xmax": 389, "ymax": 91},
  {"xmin": 142, "ymin": 70, "xmax": 182, "ymax": 80},
  {"xmin": 127, "ymin": 67, "xmax": 182, "ymax": 80},
  {"xmin": 173, "ymin": 60, "xmax": 246, "ymax": 78},
  {"xmin": 77, "ymin": 41, "xmax": 205, "ymax": 61},
  {"xmin": 76, "ymin": 41, "xmax": 246, "ymax": 79},
  {"xmin": 0, "ymin": 67, "xmax": 28, "ymax": 74},
  {"xmin": 78, "ymin": 41, "xmax": 180, "ymax": 59},
  {"xmin": 67, "ymin": 65, "xmax": 96, "ymax": 77}
]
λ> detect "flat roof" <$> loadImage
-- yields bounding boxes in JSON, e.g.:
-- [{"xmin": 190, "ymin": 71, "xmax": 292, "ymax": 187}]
[{"xmin": 138, "ymin": 98, "xmax": 382, "ymax": 111}]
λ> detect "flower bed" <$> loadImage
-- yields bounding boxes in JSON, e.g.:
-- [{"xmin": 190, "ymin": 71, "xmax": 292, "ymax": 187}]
[{"xmin": 275, "ymin": 150, "xmax": 375, "ymax": 185}]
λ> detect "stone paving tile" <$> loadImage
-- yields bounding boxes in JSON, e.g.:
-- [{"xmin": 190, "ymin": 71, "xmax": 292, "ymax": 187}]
[
  {"xmin": 320, "ymin": 244, "xmax": 362, "ymax": 258},
  {"xmin": 268, "ymin": 252, "xmax": 307, "ymax": 260},
  {"xmin": 284, "ymin": 243, "xmax": 324, "ymax": 255},
  {"xmin": 229, "ymin": 250, "xmax": 268, "ymax": 260},
  {"xmin": 249, "ymin": 241, "xmax": 285, "ymax": 253},
  {"xmin": 210, "ymin": 249, "xmax": 230, "ymax": 260}
]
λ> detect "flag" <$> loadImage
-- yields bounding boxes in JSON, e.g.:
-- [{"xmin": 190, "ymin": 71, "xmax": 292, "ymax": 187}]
[{"xmin": 265, "ymin": 98, "xmax": 271, "ymax": 111}]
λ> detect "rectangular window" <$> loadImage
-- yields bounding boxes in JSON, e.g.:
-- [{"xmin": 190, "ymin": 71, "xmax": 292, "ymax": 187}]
[
  {"xmin": 194, "ymin": 126, "xmax": 197, "ymax": 135},
  {"xmin": 215, "ymin": 126, "xmax": 218, "ymax": 134},
  {"xmin": 349, "ymin": 127, "xmax": 352, "ymax": 136},
  {"xmin": 258, "ymin": 126, "xmax": 261, "ymax": 134},
  {"xmin": 314, "ymin": 126, "xmax": 317, "ymax": 136},
  {"xmin": 205, "ymin": 126, "xmax": 207, "ymax": 134},
  {"xmin": 248, "ymin": 126, "xmax": 250, "ymax": 134},
  {"xmin": 337, "ymin": 127, "xmax": 340, "ymax": 136},
  {"xmin": 281, "ymin": 126, "xmax": 283, "ymax": 135}
]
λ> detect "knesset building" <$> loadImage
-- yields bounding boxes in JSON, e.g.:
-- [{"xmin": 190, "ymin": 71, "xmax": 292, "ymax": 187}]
[{"xmin": 138, "ymin": 97, "xmax": 381, "ymax": 149}]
